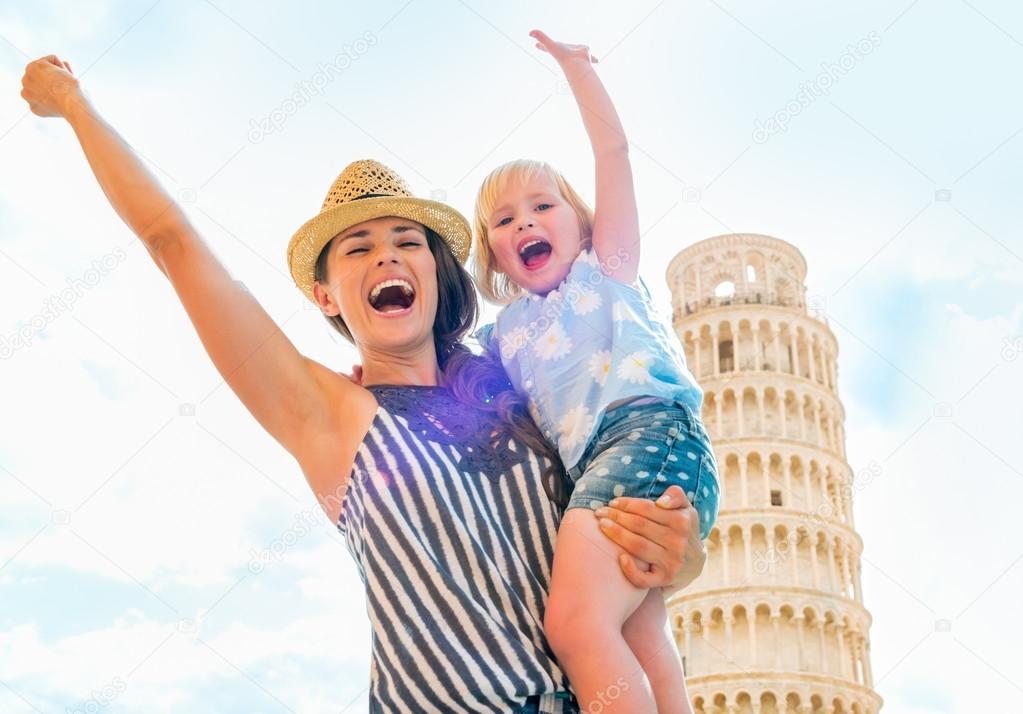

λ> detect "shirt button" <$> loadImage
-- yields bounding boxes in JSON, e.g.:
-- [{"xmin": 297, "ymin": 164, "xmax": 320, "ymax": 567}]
[
  {"xmin": 524, "ymin": 379, "xmax": 533, "ymax": 388},
  {"xmin": 545, "ymin": 430, "xmax": 551, "ymax": 437}
]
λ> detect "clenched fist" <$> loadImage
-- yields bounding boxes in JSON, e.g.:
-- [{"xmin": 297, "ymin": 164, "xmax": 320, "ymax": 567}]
[{"xmin": 20, "ymin": 55, "xmax": 80, "ymax": 118}]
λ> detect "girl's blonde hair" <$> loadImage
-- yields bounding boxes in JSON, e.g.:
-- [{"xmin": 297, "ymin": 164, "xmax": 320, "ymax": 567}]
[{"xmin": 471, "ymin": 159, "xmax": 594, "ymax": 304}]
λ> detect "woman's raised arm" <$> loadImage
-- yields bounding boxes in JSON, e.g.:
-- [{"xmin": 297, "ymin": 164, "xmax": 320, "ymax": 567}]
[{"xmin": 20, "ymin": 56, "xmax": 374, "ymax": 515}]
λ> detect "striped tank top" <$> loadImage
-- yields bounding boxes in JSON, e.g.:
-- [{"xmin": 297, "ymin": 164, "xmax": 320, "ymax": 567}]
[{"xmin": 337, "ymin": 384, "xmax": 579, "ymax": 713}]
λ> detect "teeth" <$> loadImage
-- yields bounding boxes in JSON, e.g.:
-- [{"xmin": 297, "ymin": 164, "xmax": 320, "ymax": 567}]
[
  {"xmin": 519, "ymin": 239, "xmax": 544, "ymax": 254},
  {"xmin": 369, "ymin": 278, "xmax": 414, "ymax": 301}
]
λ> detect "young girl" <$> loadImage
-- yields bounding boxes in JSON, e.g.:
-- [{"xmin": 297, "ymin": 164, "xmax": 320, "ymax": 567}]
[{"xmin": 472, "ymin": 31, "xmax": 720, "ymax": 713}]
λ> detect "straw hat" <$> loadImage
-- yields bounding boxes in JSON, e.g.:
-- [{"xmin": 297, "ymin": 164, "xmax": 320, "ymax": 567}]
[{"xmin": 287, "ymin": 159, "xmax": 471, "ymax": 304}]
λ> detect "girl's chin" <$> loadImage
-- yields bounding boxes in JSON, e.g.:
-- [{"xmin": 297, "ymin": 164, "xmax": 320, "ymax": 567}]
[{"xmin": 519, "ymin": 269, "xmax": 567, "ymax": 295}]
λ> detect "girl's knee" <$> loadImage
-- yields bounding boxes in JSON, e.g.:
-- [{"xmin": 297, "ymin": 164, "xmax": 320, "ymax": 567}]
[{"xmin": 622, "ymin": 591, "xmax": 668, "ymax": 650}]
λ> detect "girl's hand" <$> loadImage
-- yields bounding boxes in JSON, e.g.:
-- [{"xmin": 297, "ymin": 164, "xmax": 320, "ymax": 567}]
[
  {"xmin": 529, "ymin": 29, "xmax": 597, "ymax": 65},
  {"xmin": 20, "ymin": 55, "xmax": 80, "ymax": 119},
  {"xmin": 348, "ymin": 364, "xmax": 363, "ymax": 386},
  {"xmin": 594, "ymin": 485, "xmax": 707, "ymax": 590}
]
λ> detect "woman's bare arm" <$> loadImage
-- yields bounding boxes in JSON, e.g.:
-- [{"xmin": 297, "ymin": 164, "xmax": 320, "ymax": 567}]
[{"xmin": 21, "ymin": 56, "xmax": 375, "ymax": 513}]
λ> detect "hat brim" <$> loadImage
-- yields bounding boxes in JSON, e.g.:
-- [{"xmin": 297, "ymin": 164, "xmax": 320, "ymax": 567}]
[{"xmin": 287, "ymin": 196, "xmax": 471, "ymax": 304}]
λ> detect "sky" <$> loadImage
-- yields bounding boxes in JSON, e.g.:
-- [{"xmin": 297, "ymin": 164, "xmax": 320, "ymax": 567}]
[{"xmin": 1, "ymin": 0, "xmax": 1021, "ymax": 712}]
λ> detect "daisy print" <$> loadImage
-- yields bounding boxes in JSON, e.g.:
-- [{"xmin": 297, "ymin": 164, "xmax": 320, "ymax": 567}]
[
  {"xmin": 499, "ymin": 326, "xmax": 528, "ymax": 359},
  {"xmin": 617, "ymin": 350, "xmax": 653, "ymax": 384},
  {"xmin": 589, "ymin": 350, "xmax": 612, "ymax": 386},
  {"xmin": 558, "ymin": 404, "xmax": 594, "ymax": 451},
  {"xmin": 570, "ymin": 285, "xmax": 602, "ymax": 316},
  {"xmin": 612, "ymin": 299, "xmax": 638, "ymax": 324},
  {"xmin": 534, "ymin": 320, "xmax": 572, "ymax": 361}
]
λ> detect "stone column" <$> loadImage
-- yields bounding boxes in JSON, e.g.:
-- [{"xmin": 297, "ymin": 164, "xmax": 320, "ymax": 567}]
[
  {"xmin": 723, "ymin": 614, "xmax": 735, "ymax": 664},
  {"xmin": 713, "ymin": 330, "xmax": 720, "ymax": 377},
  {"xmin": 758, "ymin": 391, "xmax": 766, "ymax": 436},
  {"xmin": 813, "ymin": 404, "xmax": 823, "ymax": 447},
  {"xmin": 737, "ymin": 391, "xmax": 746, "ymax": 433},
  {"xmin": 838, "ymin": 626, "xmax": 849, "ymax": 679},
  {"xmin": 792, "ymin": 332, "xmax": 801, "ymax": 378},
  {"xmin": 799, "ymin": 398, "xmax": 807, "ymax": 441},
  {"xmin": 740, "ymin": 455, "xmax": 749, "ymax": 508},
  {"xmin": 721, "ymin": 532, "xmax": 731, "ymax": 587},
  {"xmin": 783, "ymin": 459, "xmax": 793, "ymax": 508},
  {"xmin": 743, "ymin": 528, "xmax": 753, "ymax": 581},
  {"xmin": 748, "ymin": 608, "xmax": 758, "ymax": 665},
  {"xmin": 794, "ymin": 615, "xmax": 806, "ymax": 670},
  {"xmin": 771, "ymin": 614, "xmax": 782, "ymax": 669},
  {"xmin": 683, "ymin": 622, "xmax": 694, "ymax": 669},
  {"xmin": 827, "ymin": 540, "xmax": 840, "ymax": 592},
  {"xmin": 734, "ymin": 320, "xmax": 742, "ymax": 371},
  {"xmin": 803, "ymin": 468, "xmax": 813, "ymax": 512},
  {"xmin": 816, "ymin": 620, "xmax": 826, "ymax": 672},
  {"xmin": 694, "ymin": 334, "xmax": 702, "ymax": 379},
  {"xmin": 774, "ymin": 326, "xmax": 784, "ymax": 373},
  {"xmin": 840, "ymin": 546, "xmax": 853, "ymax": 599},
  {"xmin": 809, "ymin": 535, "xmax": 820, "ymax": 590},
  {"xmin": 808, "ymin": 338, "xmax": 818, "ymax": 382}
]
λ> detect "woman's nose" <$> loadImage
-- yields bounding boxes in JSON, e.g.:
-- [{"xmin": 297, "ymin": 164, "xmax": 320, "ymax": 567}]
[{"xmin": 374, "ymin": 243, "xmax": 401, "ymax": 266}]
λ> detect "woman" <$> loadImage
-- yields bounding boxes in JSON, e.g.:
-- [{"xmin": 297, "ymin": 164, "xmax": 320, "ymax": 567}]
[{"xmin": 20, "ymin": 55, "xmax": 707, "ymax": 713}]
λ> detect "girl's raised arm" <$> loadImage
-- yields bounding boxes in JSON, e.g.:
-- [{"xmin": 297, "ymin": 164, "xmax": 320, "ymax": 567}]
[
  {"xmin": 531, "ymin": 30, "xmax": 641, "ymax": 284},
  {"xmin": 19, "ymin": 56, "xmax": 373, "ymax": 515}
]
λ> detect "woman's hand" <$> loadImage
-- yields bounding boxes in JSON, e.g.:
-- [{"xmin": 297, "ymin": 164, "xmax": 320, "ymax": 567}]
[
  {"xmin": 20, "ymin": 55, "xmax": 81, "ymax": 119},
  {"xmin": 529, "ymin": 29, "xmax": 597, "ymax": 65},
  {"xmin": 594, "ymin": 485, "xmax": 707, "ymax": 591}
]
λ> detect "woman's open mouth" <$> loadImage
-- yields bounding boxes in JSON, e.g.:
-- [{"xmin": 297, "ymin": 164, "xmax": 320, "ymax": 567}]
[
  {"xmin": 368, "ymin": 278, "xmax": 416, "ymax": 315},
  {"xmin": 518, "ymin": 238, "xmax": 552, "ymax": 271}
]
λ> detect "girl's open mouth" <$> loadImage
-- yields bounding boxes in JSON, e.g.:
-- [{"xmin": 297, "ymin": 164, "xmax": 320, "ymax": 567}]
[{"xmin": 518, "ymin": 238, "xmax": 552, "ymax": 271}]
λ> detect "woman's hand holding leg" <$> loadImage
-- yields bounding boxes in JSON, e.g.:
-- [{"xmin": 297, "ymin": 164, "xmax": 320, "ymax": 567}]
[{"xmin": 594, "ymin": 485, "xmax": 707, "ymax": 591}]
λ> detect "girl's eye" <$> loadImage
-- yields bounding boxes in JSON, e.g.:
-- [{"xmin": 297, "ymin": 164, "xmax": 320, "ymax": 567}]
[
  {"xmin": 496, "ymin": 217, "xmax": 513, "ymax": 227},
  {"xmin": 537, "ymin": 203, "xmax": 553, "ymax": 211},
  {"xmin": 346, "ymin": 247, "xmax": 368, "ymax": 255},
  {"xmin": 400, "ymin": 241, "xmax": 421, "ymax": 247}
]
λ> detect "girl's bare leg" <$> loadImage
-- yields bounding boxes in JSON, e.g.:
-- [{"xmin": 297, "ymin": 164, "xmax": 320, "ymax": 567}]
[
  {"xmin": 544, "ymin": 508, "xmax": 655, "ymax": 712},
  {"xmin": 622, "ymin": 588, "xmax": 693, "ymax": 714}
]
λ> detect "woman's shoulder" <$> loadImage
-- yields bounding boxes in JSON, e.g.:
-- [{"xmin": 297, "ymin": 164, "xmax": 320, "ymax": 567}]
[{"xmin": 291, "ymin": 361, "xmax": 379, "ymax": 523}]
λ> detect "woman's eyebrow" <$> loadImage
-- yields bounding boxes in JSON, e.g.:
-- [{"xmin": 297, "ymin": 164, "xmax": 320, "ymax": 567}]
[{"xmin": 340, "ymin": 229, "xmax": 370, "ymax": 242}]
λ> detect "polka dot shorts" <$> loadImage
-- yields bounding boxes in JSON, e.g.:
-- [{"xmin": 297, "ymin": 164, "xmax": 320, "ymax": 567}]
[{"xmin": 564, "ymin": 400, "xmax": 720, "ymax": 540}]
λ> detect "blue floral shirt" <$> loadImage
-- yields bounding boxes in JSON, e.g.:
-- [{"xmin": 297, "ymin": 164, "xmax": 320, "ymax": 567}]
[{"xmin": 476, "ymin": 248, "xmax": 704, "ymax": 471}]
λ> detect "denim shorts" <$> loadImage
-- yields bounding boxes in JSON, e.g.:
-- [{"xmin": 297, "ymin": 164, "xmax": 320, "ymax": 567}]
[
  {"xmin": 565, "ymin": 399, "xmax": 720, "ymax": 540},
  {"xmin": 514, "ymin": 692, "xmax": 580, "ymax": 713}
]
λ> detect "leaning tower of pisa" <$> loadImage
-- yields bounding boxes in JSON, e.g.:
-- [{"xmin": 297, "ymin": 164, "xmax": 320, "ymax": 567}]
[{"xmin": 664, "ymin": 233, "xmax": 883, "ymax": 714}]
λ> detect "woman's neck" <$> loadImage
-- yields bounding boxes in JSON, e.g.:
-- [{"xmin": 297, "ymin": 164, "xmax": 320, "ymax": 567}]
[{"xmin": 357, "ymin": 341, "xmax": 444, "ymax": 387}]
